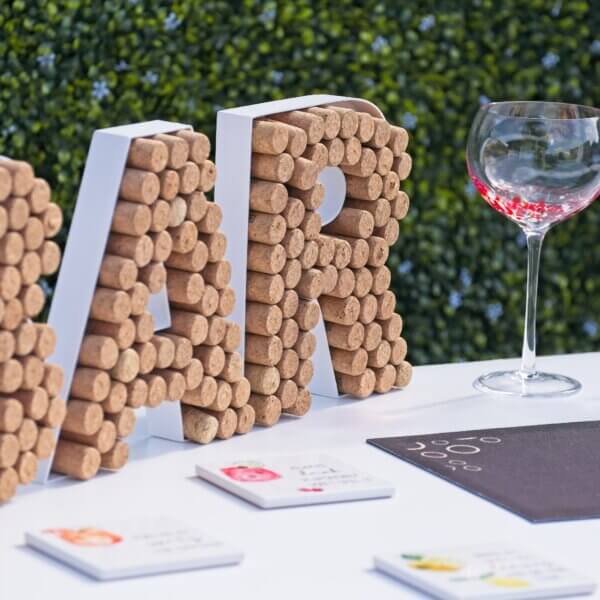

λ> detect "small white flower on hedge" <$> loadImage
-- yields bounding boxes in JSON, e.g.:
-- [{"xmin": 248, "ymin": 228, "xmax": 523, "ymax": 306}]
[
  {"xmin": 419, "ymin": 15, "xmax": 435, "ymax": 32},
  {"xmin": 583, "ymin": 320, "xmax": 598, "ymax": 337},
  {"xmin": 449, "ymin": 290, "xmax": 463, "ymax": 309},
  {"xmin": 541, "ymin": 52, "xmax": 559, "ymax": 69},
  {"xmin": 371, "ymin": 36, "xmax": 388, "ymax": 52},
  {"xmin": 164, "ymin": 12, "xmax": 182, "ymax": 31},
  {"xmin": 402, "ymin": 112, "xmax": 417, "ymax": 129},
  {"xmin": 115, "ymin": 60, "xmax": 129, "ymax": 72},
  {"xmin": 591, "ymin": 40, "xmax": 600, "ymax": 55},
  {"xmin": 485, "ymin": 303, "xmax": 503, "ymax": 322},
  {"xmin": 37, "ymin": 53, "xmax": 55, "ymax": 68},
  {"xmin": 142, "ymin": 71, "xmax": 159, "ymax": 85},
  {"xmin": 397, "ymin": 260, "xmax": 413, "ymax": 274},
  {"xmin": 91, "ymin": 79, "xmax": 110, "ymax": 100}
]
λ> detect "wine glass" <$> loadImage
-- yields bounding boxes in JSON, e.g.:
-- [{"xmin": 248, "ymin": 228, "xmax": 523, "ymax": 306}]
[{"xmin": 467, "ymin": 101, "xmax": 600, "ymax": 396}]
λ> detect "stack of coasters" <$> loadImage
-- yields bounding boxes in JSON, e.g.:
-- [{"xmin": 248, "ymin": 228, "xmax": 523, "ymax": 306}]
[
  {"xmin": 26, "ymin": 516, "xmax": 242, "ymax": 580},
  {"xmin": 195, "ymin": 453, "xmax": 394, "ymax": 508}
]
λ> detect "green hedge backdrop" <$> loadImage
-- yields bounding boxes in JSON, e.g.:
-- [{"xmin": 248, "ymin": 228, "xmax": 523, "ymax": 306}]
[{"xmin": 1, "ymin": 0, "xmax": 599, "ymax": 364}]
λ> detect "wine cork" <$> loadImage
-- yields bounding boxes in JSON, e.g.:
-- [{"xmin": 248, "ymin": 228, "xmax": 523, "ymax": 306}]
[
  {"xmin": 284, "ymin": 386, "xmax": 312, "ymax": 416},
  {"xmin": 106, "ymin": 233, "xmax": 153, "ymax": 268},
  {"xmin": 292, "ymin": 359, "xmax": 313, "ymax": 387},
  {"xmin": 374, "ymin": 364, "xmax": 396, "ymax": 393},
  {"xmin": 299, "ymin": 211, "xmax": 321, "ymax": 241},
  {"xmin": 128, "ymin": 284, "xmax": 150, "ymax": 319},
  {"xmin": 167, "ymin": 270, "xmax": 204, "ymax": 304},
  {"xmin": 380, "ymin": 313, "xmax": 403, "ymax": 341},
  {"xmin": 365, "ymin": 118, "xmax": 391, "ymax": 149},
  {"xmin": 20, "ymin": 251, "xmax": 42, "ymax": 285},
  {"xmin": 182, "ymin": 405, "xmax": 218, "ymax": 444},
  {"xmin": 101, "ymin": 440, "xmax": 129, "ymax": 470},
  {"xmin": 352, "ymin": 268, "xmax": 373, "ymax": 298},
  {"xmin": 154, "ymin": 369, "xmax": 186, "ymax": 401},
  {"xmin": 27, "ymin": 178, "xmax": 50, "ymax": 214},
  {"xmin": 230, "ymin": 378, "xmax": 251, "ymax": 409},
  {"xmin": 17, "ymin": 418, "xmax": 37, "ymax": 451},
  {"xmin": 110, "ymin": 348, "xmax": 140, "ymax": 383},
  {"xmin": 331, "ymin": 346, "xmax": 367, "ymax": 376},
  {"xmin": 340, "ymin": 137, "xmax": 362, "ymax": 166},
  {"xmin": 282, "ymin": 257, "xmax": 302, "ymax": 290},
  {"xmin": 245, "ymin": 364, "xmax": 280, "ymax": 396},
  {"xmin": 153, "ymin": 133, "xmax": 189, "ymax": 169},
  {"xmin": 111, "ymin": 201, "xmax": 151, "ymax": 236},
  {"xmin": 15, "ymin": 451, "xmax": 37, "ymax": 484},
  {"xmin": 281, "ymin": 319, "xmax": 300, "ymax": 349},
  {"xmin": 246, "ymin": 302, "xmax": 282, "ymax": 337},
  {"xmin": 119, "ymin": 169, "xmax": 160, "ymax": 204},
  {"xmin": 70, "ymin": 368, "xmax": 110, "ymax": 403},
  {"xmin": 273, "ymin": 111, "xmax": 324, "ymax": 144},
  {"xmin": 204, "ymin": 261, "xmax": 232, "ymax": 290},
  {"xmin": 126, "ymin": 378, "xmax": 148, "ymax": 408},
  {"xmin": 245, "ymin": 334, "xmax": 283, "ymax": 367},
  {"xmin": 5, "ymin": 196, "xmax": 30, "ymax": 230},
  {"xmin": 303, "ymin": 143, "xmax": 328, "ymax": 170},
  {"xmin": 388, "ymin": 126, "xmax": 409, "ymax": 155},
  {"xmin": 0, "ymin": 359, "xmax": 23, "ymax": 393},
  {"xmin": 0, "ymin": 167, "xmax": 11, "ymax": 202},
  {"xmin": 176, "ymin": 129, "xmax": 211, "ymax": 163},
  {"xmin": 307, "ymin": 106, "xmax": 341, "ymax": 139},
  {"xmin": 342, "ymin": 147, "xmax": 377, "ymax": 178},
  {"xmin": 62, "ymin": 420, "xmax": 117, "ymax": 454},
  {"xmin": 337, "ymin": 368, "xmax": 375, "ymax": 398},
  {"xmin": 195, "ymin": 345, "xmax": 225, "ymax": 377},
  {"xmin": 222, "ymin": 321, "xmax": 241, "ymax": 352},
  {"xmin": 158, "ymin": 171, "xmax": 180, "ymax": 202},
  {"xmin": 78, "ymin": 335, "xmax": 119, "ymax": 370},
  {"xmin": 205, "ymin": 380, "xmax": 232, "ymax": 412},
  {"xmin": 234, "ymin": 404, "xmax": 255, "ymax": 434},
  {"xmin": 87, "ymin": 319, "xmax": 136, "ymax": 351},
  {"xmin": 276, "ymin": 122, "xmax": 308, "ymax": 158},
  {"xmin": 319, "ymin": 295, "xmax": 359, "ymax": 325},
  {"xmin": 391, "ymin": 190, "xmax": 410, "ymax": 220},
  {"xmin": 394, "ymin": 361, "xmax": 412, "ymax": 388},
  {"xmin": 375, "ymin": 146, "xmax": 394, "ymax": 177},
  {"xmin": 288, "ymin": 157, "xmax": 319, "ymax": 191},
  {"xmin": 99, "ymin": 255, "xmax": 138, "ymax": 292},
  {"xmin": 291, "ymin": 183, "xmax": 324, "ymax": 212},
  {"xmin": 23, "ymin": 216, "xmax": 45, "ymax": 252},
  {"xmin": 315, "ymin": 235, "xmax": 335, "ymax": 267},
  {"xmin": 182, "ymin": 375, "xmax": 216, "ymax": 408},
  {"xmin": 198, "ymin": 284, "xmax": 219, "ymax": 316},
  {"xmin": 0, "ymin": 266, "xmax": 21, "ymax": 301},
  {"xmin": 149, "ymin": 230, "xmax": 173, "ymax": 262},
  {"xmin": 374, "ymin": 218, "xmax": 400, "ymax": 246},
  {"xmin": 170, "ymin": 220, "xmax": 198, "ymax": 254},
  {"xmin": 358, "ymin": 294, "xmax": 378, "ymax": 325},
  {"xmin": 376, "ymin": 290, "xmax": 396, "ymax": 320},
  {"xmin": 150, "ymin": 198, "xmax": 171, "ymax": 233},
  {"xmin": 321, "ymin": 137, "xmax": 344, "ymax": 166},
  {"xmin": 0, "ymin": 399, "xmax": 23, "ymax": 433},
  {"xmin": 182, "ymin": 358, "xmax": 204, "ymax": 390},
  {"xmin": 368, "ymin": 340, "xmax": 392, "ymax": 369},
  {"xmin": 14, "ymin": 387, "xmax": 49, "ymax": 420},
  {"xmin": 294, "ymin": 299, "xmax": 320, "ymax": 331},
  {"xmin": 0, "ymin": 231, "xmax": 24, "ymax": 265},
  {"xmin": 197, "ymin": 202, "xmax": 223, "ymax": 233},
  {"xmin": 62, "ymin": 399, "xmax": 103, "ymax": 436},
  {"xmin": 323, "ymin": 208, "xmax": 374, "ymax": 239},
  {"xmin": 197, "ymin": 231, "xmax": 226, "ymax": 262},
  {"xmin": 346, "ymin": 198, "xmax": 391, "ymax": 228},
  {"xmin": 363, "ymin": 322, "xmax": 383, "ymax": 351},
  {"xmin": 277, "ymin": 349, "xmax": 300, "ymax": 379},
  {"xmin": 159, "ymin": 334, "xmax": 192, "ymax": 369},
  {"xmin": 393, "ymin": 152, "xmax": 412, "ymax": 181},
  {"xmin": 127, "ymin": 138, "xmax": 168, "ymax": 172},
  {"xmin": 207, "ymin": 407, "xmax": 237, "ymax": 440},
  {"xmin": 371, "ymin": 266, "xmax": 391, "ymax": 295},
  {"xmin": 166, "ymin": 241, "xmax": 208, "ymax": 273},
  {"xmin": 149, "ymin": 335, "xmax": 175, "ymax": 369},
  {"xmin": 249, "ymin": 180, "xmax": 287, "ymax": 214},
  {"xmin": 104, "ymin": 406, "xmax": 135, "ymax": 438},
  {"xmin": 246, "ymin": 272, "xmax": 284, "ymax": 305},
  {"xmin": 0, "ymin": 330, "xmax": 14, "ymax": 362},
  {"xmin": 251, "ymin": 153, "xmax": 294, "ymax": 183},
  {"xmin": 390, "ymin": 337, "xmax": 408, "ymax": 365},
  {"xmin": 382, "ymin": 171, "xmax": 400, "ymax": 201},
  {"xmin": 184, "ymin": 191, "xmax": 208, "ymax": 222},
  {"xmin": 319, "ymin": 262, "xmax": 337, "ymax": 298},
  {"xmin": 34, "ymin": 426, "xmax": 55, "ymax": 458},
  {"xmin": 16, "ymin": 354, "xmax": 44, "ymax": 390},
  {"xmin": 282, "ymin": 229, "xmax": 305, "ymax": 259},
  {"xmin": 220, "ymin": 352, "xmax": 242, "ymax": 384},
  {"xmin": 345, "ymin": 173, "xmax": 383, "ymax": 202},
  {"xmin": 247, "ymin": 242, "xmax": 286, "ymax": 276},
  {"xmin": 282, "ymin": 198, "xmax": 306, "ymax": 230},
  {"xmin": 366, "ymin": 236, "xmax": 390, "ymax": 268},
  {"xmin": 169, "ymin": 310, "xmax": 208, "ymax": 344},
  {"xmin": 39, "ymin": 395, "xmax": 66, "ymax": 428},
  {"xmin": 326, "ymin": 321, "xmax": 364, "ymax": 351},
  {"xmin": 133, "ymin": 341, "xmax": 158, "ymax": 375},
  {"xmin": 329, "ymin": 106, "xmax": 359, "ymax": 139},
  {"xmin": 42, "ymin": 363, "xmax": 64, "ymax": 397},
  {"xmin": 296, "ymin": 268, "xmax": 323, "ymax": 299},
  {"xmin": 169, "ymin": 196, "xmax": 187, "ymax": 228},
  {"xmin": 294, "ymin": 331, "xmax": 316, "ymax": 359},
  {"xmin": 177, "ymin": 162, "xmax": 201, "ymax": 194},
  {"xmin": 217, "ymin": 287, "xmax": 235, "ymax": 317},
  {"xmin": 252, "ymin": 120, "xmax": 289, "ymax": 155},
  {"xmin": 248, "ymin": 393, "xmax": 281, "ymax": 427},
  {"xmin": 333, "ymin": 236, "xmax": 368, "ymax": 269},
  {"xmin": 248, "ymin": 212, "xmax": 286, "ymax": 246},
  {"xmin": 202, "ymin": 316, "xmax": 225, "ymax": 348},
  {"xmin": 0, "ymin": 160, "xmax": 33, "ymax": 199},
  {"xmin": 325, "ymin": 267, "xmax": 355, "ymax": 299},
  {"xmin": 0, "ymin": 466, "xmax": 19, "ymax": 501},
  {"xmin": 298, "ymin": 240, "xmax": 318, "ymax": 270},
  {"xmin": 1, "ymin": 298, "xmax": 22, "ymax": 330},
  {"xmin": 141, "ymin": 374, "xmax": 167, "ymax": 408},
  {"xmin": 198, "ymin": 161, "xmax": 217, "ymax": 193},
  {"xmin": 38, "ymin": 240, "xmax": 61, "ymax": 275},
  {"xmin": 279, "ymin": 289, "xmax": 299, "ymax": 319},
  {"xmin": 19, "ymin": 284, "xmax": 44, "ymax": 318},
  {"xmin": 274, "ymin": 379, "xmax": 297, "ymax": 410}
]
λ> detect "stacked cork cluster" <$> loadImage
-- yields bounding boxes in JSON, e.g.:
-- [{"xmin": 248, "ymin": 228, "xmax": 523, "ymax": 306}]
[
  {"xmin": 248, "ymin": 104, "xmax": 412, "ymax": 413},
  {"xmin": 0, "ymin": 158, "xmax": 65, "ymax": 502},
  {"xmin": 54, "ymin": 128, "xmax": 253, "ymax": 481}
]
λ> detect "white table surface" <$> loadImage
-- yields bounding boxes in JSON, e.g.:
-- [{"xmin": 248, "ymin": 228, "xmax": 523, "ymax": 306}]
[{"xmin": 2, "ymin": 352, "xmax": 600, "ymax": 599}]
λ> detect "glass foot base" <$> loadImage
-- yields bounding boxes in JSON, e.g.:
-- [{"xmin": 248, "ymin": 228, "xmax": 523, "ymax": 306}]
[{"xmin": 474, "ymin": 370, "xmax": 581, "ymax": 397}]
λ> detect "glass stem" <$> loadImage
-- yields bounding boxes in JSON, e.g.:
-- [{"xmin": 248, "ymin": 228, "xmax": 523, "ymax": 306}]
[{"xmin": 520, "ymin": 231, "xmax": 545, "ymax": 377}]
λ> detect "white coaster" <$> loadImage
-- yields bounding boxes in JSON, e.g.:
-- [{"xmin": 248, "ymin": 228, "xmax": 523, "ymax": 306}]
[
  {"xmin": 26, "ymin": 516, "xmax": 243, "ymax": 580},
  {"xmin": 195, "ymin": 453, "xmax": 394, "ymax": 508},
  {"xmin": 374, "ymin": 544, "xmax": 596, "ymax": 600}
]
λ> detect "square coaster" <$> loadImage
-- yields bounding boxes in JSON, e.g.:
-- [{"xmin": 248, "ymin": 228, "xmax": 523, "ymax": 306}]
[
  {"xmin": 375, "ymin": 544, "xmax": 595, "ymax": 600},
  {"xmin": 368, "ymin": 421, "xmax": 600, "ymax": 522},
  {"xmin": 195, "ymin": 453, "xmax": 394, "ymax": 508},
  {"xmin": 26, "ymin": 516, "xmax": 243, "ymax": 580}
]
